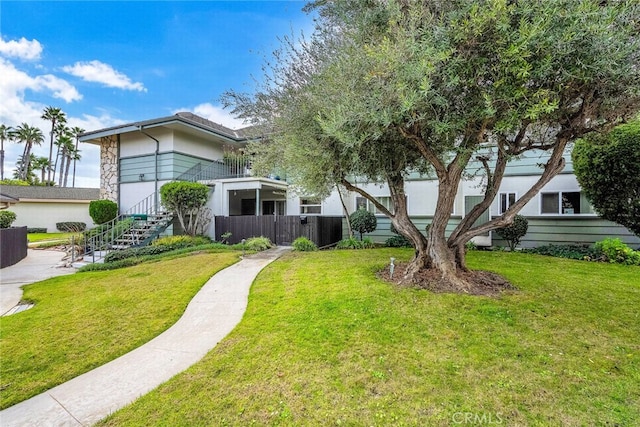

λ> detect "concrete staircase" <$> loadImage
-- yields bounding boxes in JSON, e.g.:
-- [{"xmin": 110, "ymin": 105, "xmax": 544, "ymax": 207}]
[{"xmin": 111, "ymin": 212, "xmax": 174, "ymax": 250}]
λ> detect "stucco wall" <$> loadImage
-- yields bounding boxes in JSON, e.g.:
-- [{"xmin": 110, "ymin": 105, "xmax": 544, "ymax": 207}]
[{"xmin": 8, "ymin": 201, "xmax": 95, "ymax": 232}]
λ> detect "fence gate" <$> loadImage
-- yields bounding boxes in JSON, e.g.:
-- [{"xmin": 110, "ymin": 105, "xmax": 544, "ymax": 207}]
[{"xmin": 214, "ymin": 215, "xmax": 342, "ymax": 247}]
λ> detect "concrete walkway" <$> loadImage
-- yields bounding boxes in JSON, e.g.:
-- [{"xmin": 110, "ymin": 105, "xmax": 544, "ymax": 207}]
[
  {"xmin": 0, "ymin": 249, "xmax": 75, "ymax": 316},
  {"xmin": 0, "ymin": 247, "xmax": 289, "ymax": 426}
]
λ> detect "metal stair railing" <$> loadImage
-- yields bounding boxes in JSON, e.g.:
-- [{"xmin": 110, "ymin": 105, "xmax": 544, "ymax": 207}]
[{"xmin": 83, "ymin": 192, "xmax": 173, "ymax": 262}]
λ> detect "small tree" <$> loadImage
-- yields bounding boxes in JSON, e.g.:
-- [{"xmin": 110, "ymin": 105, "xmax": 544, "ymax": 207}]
[
  {"xmin": 495, "ymin": 215, "xmax": 529, "ymax": 251},
  {"xmin": 572, "ymin": 121, "xmax": 640, "ymax": 237},
  {"xmin": 89, "ymin": 200, "xmax": 118, "ymax": 224},
  {"xmin": 0, "ymin": 210, "xmax": 17, "ymax": 228},
  {"xmin": 350, "ymin": 208, "xmax": 377, "ymax": 240},
  {"xmin": 160, "ymin": 181, "xmax": 210, "ymax": 236}
]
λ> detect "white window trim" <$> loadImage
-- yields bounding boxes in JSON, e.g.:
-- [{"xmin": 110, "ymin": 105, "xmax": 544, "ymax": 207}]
[
  {"xmin": 300, "ymin": 198, "xmax": 322, "ymax": 215},
  {"xmin": 498, "ymin": 192, "xmax": 518, "ymax": 215},
  {"xmin": 539, "ymin": 190, "xmax": 596, "ymax": 216},
  {"xmin": 355, "ymin": 196, "xmax": 397, "ymax": 216}
]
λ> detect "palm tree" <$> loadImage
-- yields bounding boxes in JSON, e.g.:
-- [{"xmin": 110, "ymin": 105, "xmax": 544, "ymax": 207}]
[
  {"xmin": 56, "ymin": 132, "xmax": 73, "ymax": 186},
  {"xmin": 52, "ymin": 123, "xmax": 69, "ymax": 185},
  {"xmin": 70, "ymin": 126, "xmax": 84, "ymax": 187},
  {"xmin": 41, "ymin": 106, "xmax": 66, "ymax": 183},
  {"xmin": 11, "ymin": 123, "xmax": 44, "ymax": 181},
  {"xmin": 13, "ymin": 154, "xmax": 38, "ymax": 184},
  {"xmin": 0, "ymin": 124, "xmax": 13, "ymax": 180},
  {"xmin": 32, "ymin": 156, "xmax": 52, "ymax": 184}
]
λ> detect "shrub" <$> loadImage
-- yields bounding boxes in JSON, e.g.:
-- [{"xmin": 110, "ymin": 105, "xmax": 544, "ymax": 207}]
[
  {"xmin": 0, "ymin": 179, "xmax": 29, "ymax": 186},
  {"xmin": 594, "ymin": 238, "xmax": 640, "ymax": 265},
  {"xmin": 89, "ymin": 200, "xmax": 118, "ymax": 224},
  {"xmin": 387, "ymin": 223, "xmax": 412, "ymax": 247},
  {"xmin": 56, "ymin": 222, "xmax": 86, "ymax": 232},
  {"xmin": 0, "ymin": 211, "xmax": 17, "ymax": 228},
  {"xmin": 243, "ymin": 236, "xmax": 274, "ymax": 251},
  {"xmin": 151, "ymin": 235, "xmax": 211, "ymax": 249},
  {"xmin": 336, "ymin": 236, "xmax": 375, "ymax": 249},
  {"xmin": 27, "ymin": 228, "xmax": 47, "ymax": 233},
  {"xmin": 495, "ymin": 215, "xmax": 529, "ymax": 251},
  {"xmin": 385, "ymin": 235, "xmax": 412, "ymax": 247},
  {"xmin": 292, "ymin": 237, "xmax": 318, "ymax": 251},
  {"xmin": 350, "ymin": 208, "xmax": 377, "ymax": 240},
  {"xmin": 523, "ymin": 244, "xmax": 601, "ymax": 261}
]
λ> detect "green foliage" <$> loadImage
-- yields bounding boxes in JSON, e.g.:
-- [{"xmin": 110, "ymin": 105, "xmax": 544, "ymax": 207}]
[
  {"xmin": 292, "ymin": 237, "xmax": 318, "ymax": 251},
  {"xmin": 225, "ymin": 0, "xmax": 640, "ymax": 275},
  {"xmin": 0, "ymin": 210, "xmax": 17, "ymax": 228},
  {"xmin": 384, "ymin": 235, "xmax": 412, "ymax": 248},
  {"xmin": 386, "ymin": 223, "xmax": 412, "ymax": 247},
  {"xmin": 151, "ymin": 235, "xmax": 211, "ymax": 248},
  {"xmin": 573, "ymin": 121, "xmax": 640, "ymax": 237},
  {"xmin": 350, "ymin": 208, "xmax": 377, "ymax": 240},
  {"xmin": 336, "ymin": 236, "xmax": 375, "ymax": 249},
  {"xmin": 27, "ymin": 228, "xmax": 47, "ymax": 233},
  {"xmin": 0, "ymin": 179, "xmax": 29, "ymax": 186},
  {"xmin": 89, "ymin": 200, "xmax": 118, "ymax": 225},
  {"xmin": 594, "ymin": 238, "xmax": 640, "ymax": 266},
  {"xmin": 523, "ymin": 244, "xmax": 602, "ymax": 261},
  {"xmin": 160, "ymin": 181, "xmax": 210, "ymax": 236},
  {"xmin": 56, "ymin": 222, "xmax": 86, "ymax": 232},
  {"xmin": 495, "ymin": 215, "xmax": 529, "ymax": 251},
  {"xmin": 243, "ymin": 236, "xmax": 274, "ymax": 252}
]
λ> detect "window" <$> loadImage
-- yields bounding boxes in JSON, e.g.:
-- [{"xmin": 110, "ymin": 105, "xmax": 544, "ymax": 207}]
[
  {"xmin": 499, "ymin": 192, "xmax": 517, "ymax": 214},
  {"xmin": 300, "ymin": 198, "xmax": 321, "ymax": 215},
  {"xmin": 540, "ymin": 191, "xmax": 594, "ymax": 215},
  {"xmin": 355, "ymin": 196, "xmax": 394, "ymax": 215}
]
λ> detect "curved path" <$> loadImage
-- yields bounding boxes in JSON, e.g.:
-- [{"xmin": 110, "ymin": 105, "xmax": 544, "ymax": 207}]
[
  {"xmin": 1, "ymin": 249, "xmax": 75, "ymax": 316},
  {"xmin": 0, "ymin": 247, "xmax": 289, "ymax": 426}
]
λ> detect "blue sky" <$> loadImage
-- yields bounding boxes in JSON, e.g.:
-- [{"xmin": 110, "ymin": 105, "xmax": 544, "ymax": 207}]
[{"xmin": 0, "ymin": 1, "xmax": 313, "ymax": 187}]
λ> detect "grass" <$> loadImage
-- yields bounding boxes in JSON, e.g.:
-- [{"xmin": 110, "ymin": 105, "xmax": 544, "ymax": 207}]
[
  {"xmin": 96, "ymin": 249, "xmax": 640, "ymax": 426},
  {"xmin": 0, "ymin": 250, "xmax": 241, "ymax": 409},
  {"xmin": 27, "ymin": 232, "xmax": 75, "ymax": 243}
]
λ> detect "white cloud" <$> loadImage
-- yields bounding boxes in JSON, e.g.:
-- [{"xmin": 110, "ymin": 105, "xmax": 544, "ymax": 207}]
[
  {"xmin": 0, "ymin": 36, "xmax": 42, "ymax": 60},
  {"xmin": 0, "ymin": 58, "xmax": 81, "ymax": 127},
  {"xmin": 62, "ymin": 60, "xmax": 146, "ymax": 92},
  {"xmin": 174, "ymin": 103, "xmax": 247, "ymax": 130}
]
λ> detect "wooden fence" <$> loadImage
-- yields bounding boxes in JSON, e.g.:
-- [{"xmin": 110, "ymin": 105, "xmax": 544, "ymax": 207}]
[
  {"xmin": 0, "ymin": 226, "xmax": 28, "ymax": 268},
  {"xmin": 214, "ymin": 216, "xmax": 343, "ymax": 247}
]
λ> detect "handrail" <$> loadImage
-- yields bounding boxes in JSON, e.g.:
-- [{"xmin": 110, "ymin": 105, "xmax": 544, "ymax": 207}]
[{"xmin": 82, "ymin": 191, "xmax": 171, "ymax": 262}]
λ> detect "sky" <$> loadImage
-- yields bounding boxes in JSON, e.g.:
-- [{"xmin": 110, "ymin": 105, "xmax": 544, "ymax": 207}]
[{"xmin": 0, "ymin": 1, "xmax": 314, "ymax": 187}]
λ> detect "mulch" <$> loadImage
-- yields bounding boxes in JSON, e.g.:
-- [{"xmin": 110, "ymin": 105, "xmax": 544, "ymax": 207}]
[{"xmin": 377, "ymin": 262, "xmax": 517, "ymax": 297}]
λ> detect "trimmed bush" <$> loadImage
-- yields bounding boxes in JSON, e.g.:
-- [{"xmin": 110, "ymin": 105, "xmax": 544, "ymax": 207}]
[
  {"xmin": 594, "ymin": 238, "xmax": 640, "ymax": 265},
  {"xmin": 89, "ymin": 200, "xmax": 118, "ymax": 225},
  {"xmin": 160, "ymin": 181, "xmax": 210, "ymax": 236},
  {"xmin": 56, "ymin": 222, "xmax": 86, "ymax": 232},
  {"xmin": 27, "ymin": 228, "xmax": 47, "ymax": 233},
  {"xmin": 292, "ymin": 237, "xmax": 318, "ymax": 251},
  {"xmin": 350, "ymin": 208, "xmax": 377, "ymax": 240},
  {"xmin": 0, "ymin": 211, "xmax": 17, "ymax": 228},
  {"xmin": 243, "ymin": 236, "xmax": 273, "ymax": 251},
  {"xmin": 495, "ymin": 215, "xmax": 529, "ymax": 251}
]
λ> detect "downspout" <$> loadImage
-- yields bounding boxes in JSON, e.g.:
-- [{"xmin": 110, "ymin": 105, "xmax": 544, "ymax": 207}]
[{"xmin": 139, "ymin": 126, "xmax": 160, "ymax": 212}]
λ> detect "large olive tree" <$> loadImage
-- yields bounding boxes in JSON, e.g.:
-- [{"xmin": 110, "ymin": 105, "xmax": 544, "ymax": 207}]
[{"xmin": 225, "ymin": 0, "xmax": 640, "ymax": 291}]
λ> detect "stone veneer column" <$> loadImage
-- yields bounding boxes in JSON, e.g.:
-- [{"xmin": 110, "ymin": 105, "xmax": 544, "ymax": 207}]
[{"xmin": 100, "ymin": 135, "xmax": 118, "ymax": 202}]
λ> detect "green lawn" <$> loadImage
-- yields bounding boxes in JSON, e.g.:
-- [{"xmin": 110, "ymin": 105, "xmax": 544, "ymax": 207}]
[
  {"xmin": 0, "ymin": 251, "xmax": 241, "ymax": 409},
  {"xmin": 97, "ymin": 249, "xmax": 640, "ymax": 426},
  {"xmin": 27, "ymin": 232, "xmax": 75, "ymax": 243}
]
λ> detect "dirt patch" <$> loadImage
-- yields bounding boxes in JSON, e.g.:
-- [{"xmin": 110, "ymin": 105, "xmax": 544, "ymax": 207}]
[{"xmin": 378, "ymin": 262, "xmax": 516, "ymax": 297}]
